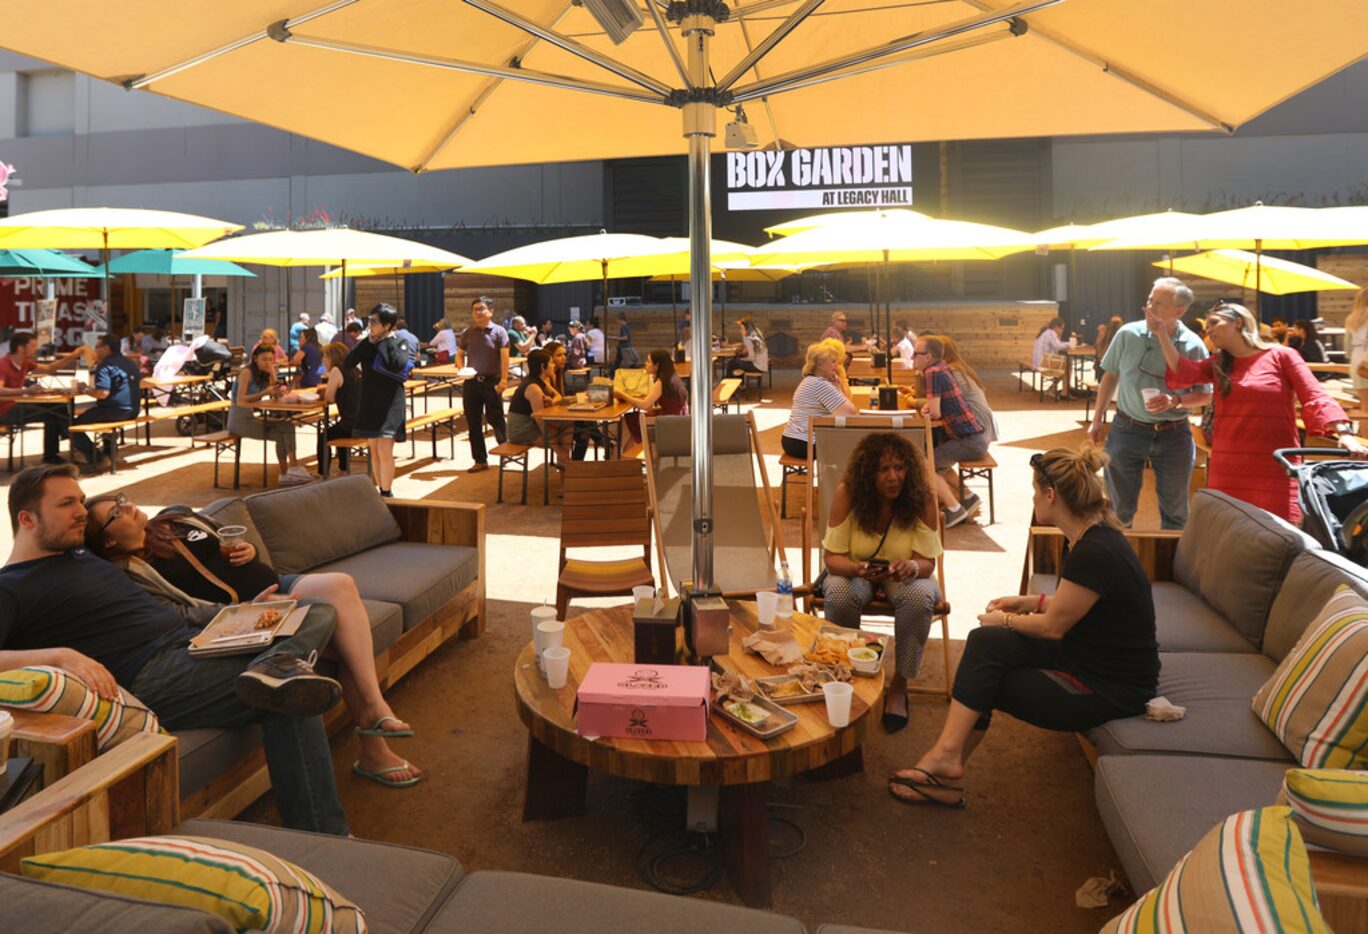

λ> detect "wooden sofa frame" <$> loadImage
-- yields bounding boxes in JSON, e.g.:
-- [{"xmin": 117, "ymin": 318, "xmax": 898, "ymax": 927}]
[
  {"xmin": 10, "ymin": 497, "xmax": 486, "ymax": 823},
  {"xmin": 1020, "ymin": 525, "xmax": 1368, "ymax": 929}
]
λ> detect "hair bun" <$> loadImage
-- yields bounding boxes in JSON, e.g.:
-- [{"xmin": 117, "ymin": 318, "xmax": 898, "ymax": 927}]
[{"xmin": 1077, "ymin": 443, "xmax": 1109, "ymax": 473}]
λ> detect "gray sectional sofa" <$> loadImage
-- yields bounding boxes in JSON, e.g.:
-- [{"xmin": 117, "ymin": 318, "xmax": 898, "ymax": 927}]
[
  {"xmin": 161, "ymin": 474, "xmax": 486, "ymax": 819},
  {"xmin": 1026, "ymin": 489, "xmax": 1368, "ymax": 924}
]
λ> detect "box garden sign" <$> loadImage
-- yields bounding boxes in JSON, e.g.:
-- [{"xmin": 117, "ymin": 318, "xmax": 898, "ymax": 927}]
[{"xmin": 726, "ymin": 144, "xmax": 913, "ymax": 211}]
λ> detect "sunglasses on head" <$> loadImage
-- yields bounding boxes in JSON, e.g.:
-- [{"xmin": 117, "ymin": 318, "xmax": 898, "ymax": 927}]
[{"xmin": 1029, "ymin": 453, "xmax": 1054, "ymax": 487}]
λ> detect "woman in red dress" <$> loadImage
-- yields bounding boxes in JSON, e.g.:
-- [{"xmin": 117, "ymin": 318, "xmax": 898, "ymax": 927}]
[{"xmin": 1149, "ymin": 302, "xmax": 1366, "ymax": 523}]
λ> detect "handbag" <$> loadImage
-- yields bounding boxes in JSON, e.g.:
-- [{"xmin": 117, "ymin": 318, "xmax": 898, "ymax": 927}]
[
  {"xmin": 371, "ymin": 337, "xmax": 414, "ymax": 382},
  {"xmin": 812, "ymin": 515, "xmax": 895, "ymax": 597}
]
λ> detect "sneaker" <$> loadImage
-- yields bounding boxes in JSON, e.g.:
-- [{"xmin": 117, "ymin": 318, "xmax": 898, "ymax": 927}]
[
  {"xmin": 944, "ymin": 504, "xmax": 971, "ymax": 528},
  {"xmin": 234, "ymin": 650, "xmax": 343, "ymax": 717},
  {"xmin": 961, "ymin": 491, "xmax": 982, "ymax": 515}
]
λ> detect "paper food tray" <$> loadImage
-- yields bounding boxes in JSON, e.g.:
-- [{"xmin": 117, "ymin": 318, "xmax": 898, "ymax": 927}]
[
  {"xmin": 714, "ymin": 694, "xmax": 797, "ymax": 739},
  {"xmin": 189, "ymin": 600, "xmax": 304, "ymax": 657}
]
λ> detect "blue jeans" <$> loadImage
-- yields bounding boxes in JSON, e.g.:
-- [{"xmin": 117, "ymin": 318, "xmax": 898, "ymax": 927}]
[
  {"xmin": 1103, "ymin": 416, "xmax": 1194, "ymax": 529},
  {"xmin": 130, "ymin": 600, "xmax": 348, "ymax": 836}
]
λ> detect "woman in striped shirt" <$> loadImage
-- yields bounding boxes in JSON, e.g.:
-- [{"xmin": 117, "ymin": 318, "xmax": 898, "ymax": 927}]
[{"xmin": 781, "ymin": 343, "xmax": 859, "ymax": 458}]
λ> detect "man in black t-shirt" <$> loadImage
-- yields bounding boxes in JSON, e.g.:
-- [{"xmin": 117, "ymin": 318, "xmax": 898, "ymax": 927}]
[{"xmin": 0, "ymin": 464, "xmax": 350, "ymax": 835}]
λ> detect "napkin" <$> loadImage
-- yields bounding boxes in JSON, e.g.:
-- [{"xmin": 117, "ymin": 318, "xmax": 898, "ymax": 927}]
[{"xmin": 1144, "ymin": 696, "xmax": 1186, "ymax": 722}]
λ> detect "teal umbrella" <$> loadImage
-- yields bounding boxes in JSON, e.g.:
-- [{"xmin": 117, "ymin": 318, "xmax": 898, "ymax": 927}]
[
  {"xmin": 0, "ymin": 248, "xmax": 98, "ymax": 277},
  {"xmin": 92, "ymin": 249, "xmax": 254, "ymax": 277}
]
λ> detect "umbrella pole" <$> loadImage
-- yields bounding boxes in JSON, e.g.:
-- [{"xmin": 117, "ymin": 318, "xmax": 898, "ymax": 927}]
[
  {"xmin": 670, "ymin": 277, "xmax": 678, "ymax": 341},
  {"xmin": 1255, "ymin": 240, "xmax": 1262, "ymax": 319},
  {"xmin": 685, "ymin": 119, "xmax": 715, "ymax": 592},
  {"xmin": 884, "ymin": 254, "xmax": 893, "ymax": 383}
]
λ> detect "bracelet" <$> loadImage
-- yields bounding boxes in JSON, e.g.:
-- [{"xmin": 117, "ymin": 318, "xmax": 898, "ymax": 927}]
[
  {"xmin": 1036, "ymin": 593, "xmax": 1047, "ymax": 613},
  {"xmin": 1003, "ymin": 613, "xmax": 1015, "ymax": 631},
  {"xmin": 909, "ymin": 561, "xmax": 920, "ymax": 580}
]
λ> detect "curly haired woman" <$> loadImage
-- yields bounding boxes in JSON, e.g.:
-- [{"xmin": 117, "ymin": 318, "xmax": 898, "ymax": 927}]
[{"xmin": 821, "ymin": 432, "xmax": 942, "ymax": 733}]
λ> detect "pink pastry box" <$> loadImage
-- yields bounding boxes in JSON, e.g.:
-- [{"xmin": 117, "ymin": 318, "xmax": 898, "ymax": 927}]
[{"xmin": 576, "ymin": 663, "xmax": 711, "ymax": 742}]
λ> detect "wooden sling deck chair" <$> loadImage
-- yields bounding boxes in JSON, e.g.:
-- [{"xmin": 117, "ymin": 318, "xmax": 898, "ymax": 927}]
[
  {"xmin": 641, "ymin": 412, "xmax": 787, "ymax": 598},
  {"xmin": 801, "ymin": 414, "xmax": 953, "ymax": 699}
]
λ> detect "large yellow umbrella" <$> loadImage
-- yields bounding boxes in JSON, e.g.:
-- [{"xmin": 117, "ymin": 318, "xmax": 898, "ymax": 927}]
[
  {"xmin": 11, "ymin": 1, "xmax": 1367, "ymax": 608},
  {"xmin": 764, "ymin": 209, "xmax": 930, "ymax": 239},
  {"xmin": 1033, "ymin": 210, "xmax": 1205, "ymax": 250},
  {"xmin": 319, "ymin": 260, "xmax": 461, "ymax": 310},
  {"xmin": 0, "ymin": 206, "xmax": 242, "ymax": 303},
  {"xmin": 1155, "ymin": 249, "xmax": 1361, "ymax": 297}
]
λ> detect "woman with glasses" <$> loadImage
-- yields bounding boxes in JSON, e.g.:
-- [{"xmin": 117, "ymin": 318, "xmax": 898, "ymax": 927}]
[
  {"xmin": 345, "ymin": 303, "xmax": 410, "ymax": 497},
  {"xmin": 83, "ymin": 493, "xmax": 425, "ymax": 789},
  {"xmin": 888, "ymin": 445, "xmax": 1157, "ymax": 808},
  {"xmin": 1148, "ymin": 301, "xmax": 1365, "ymax": 523}
]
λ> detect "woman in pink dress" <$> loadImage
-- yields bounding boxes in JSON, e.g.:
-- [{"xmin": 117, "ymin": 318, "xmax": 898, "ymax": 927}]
[{"xmin": 1149, "ymin": 302, "xmax": 1366, "ymax": 523}]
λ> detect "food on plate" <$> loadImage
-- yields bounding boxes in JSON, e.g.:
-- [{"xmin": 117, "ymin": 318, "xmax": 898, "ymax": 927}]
[
  {"xmin": 765, "ymin": 679, "xmax": 809, "ymax": 699},
  {"xmin": 254, "ymin": 608, "xmax": 283, "ymax": 631},
  {"xmin": 805, "ymin": 636, "xmax": 851, "ymax": 666},
  {"xmin": 724, "ymin": 701, "xmax": 770, "ymax": 726}
]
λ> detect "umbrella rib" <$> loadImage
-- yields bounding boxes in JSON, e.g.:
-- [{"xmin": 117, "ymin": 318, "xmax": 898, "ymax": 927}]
[
  {"xmin": 735, "ymin": 17, "xmax": 785, "ymax": 150},
  {"xmin": 957, "ymin": 0, "xmax": 1234, "ymax": 133},
  {"xmin": 715, "ymin": 0, "xmax": 827, "ymax": 93},
  {"xmin": 729, "ymin": 0, "xmax": 1057, "ymax": 102},
  {"xmin": 462, "ymin": 0, "xmax": 674, "ymax": 97},
  {"xmin": 126, "ymin": 0, "xmax": 360, "ymax": 89},
  {"xmin": 646, "ymin": 0, "xmax": 692, "ymax": 87}
]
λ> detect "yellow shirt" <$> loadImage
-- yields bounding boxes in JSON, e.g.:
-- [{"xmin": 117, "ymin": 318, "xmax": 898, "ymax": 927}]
[{"xmin": 822, "ymin": 513, "xmax": 943, "ymax": 562}]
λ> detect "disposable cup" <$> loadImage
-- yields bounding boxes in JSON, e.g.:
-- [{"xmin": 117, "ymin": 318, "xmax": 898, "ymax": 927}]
[
  {"xmin": 632, "ymin": 585, "xmax": 656, "ymax": 604},
  {"xmin": 535, "ymin": 620, "xmax": 564, "ymax": 674},
  {"xmin": 543, "ymin": 646, "xmax": 571, "ymax": 688},
  {"xmin": 217, "ymin": 525, "xmax": 247, "ymax": 556},
  {"xmin": 1140, "ymin": 387, "xmax": 1162, "ymax": 405},
  {"xmin": 755, "ymin": 591, "xmax": 778, "ymax": 628},
  {"xmin": 821, "ymin": 681, "xmax": 854, "ymax": 728},
  {"xmin": 0, "ymin": 709, "xmax": 11, "ymax": 762},
  {"xmin": 530, "ymin": 605, "xmax": 558, "ymax": 643}
]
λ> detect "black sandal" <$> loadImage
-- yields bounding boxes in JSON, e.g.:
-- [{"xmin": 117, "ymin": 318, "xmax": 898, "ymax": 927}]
[{"xmin": 888, "ymin": 768, "xmax": 965, "ymax": 809}]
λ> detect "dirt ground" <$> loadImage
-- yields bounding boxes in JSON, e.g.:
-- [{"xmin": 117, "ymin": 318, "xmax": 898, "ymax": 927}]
[{"xmin": 3, "ymin": 368, "xmax": 1166, "ymax": 931}]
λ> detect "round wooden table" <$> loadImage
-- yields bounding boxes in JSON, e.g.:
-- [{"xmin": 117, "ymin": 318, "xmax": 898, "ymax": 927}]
[{"xmin": 513, "ymin": 601, "xmax": 885, "ymax": 907}]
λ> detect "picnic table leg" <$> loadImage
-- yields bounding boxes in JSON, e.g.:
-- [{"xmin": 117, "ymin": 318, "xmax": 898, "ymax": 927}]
[
  {"xmin": 719, "ymin": 781, "xmax": 772, "ymax": 909},
  {"xmin": 522, "ymin": 735, "xmax": 587, "ymax": 821},
  {"xmin": 319, "ymin": 409, "xmax": 332, "ymax": 478}
]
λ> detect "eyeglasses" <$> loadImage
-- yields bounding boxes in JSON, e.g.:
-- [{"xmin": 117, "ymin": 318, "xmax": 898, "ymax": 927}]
[
  {"xmin": 1029, "ymin": 453, "xmax": 1054, "ymax": 488},
  {"xmin": 912, "ymin": 350, "xmax": 932, "ymax": 357},
  {"xmin": 97, "ymin": 493, "xmax": 130, "ymax": 535}
]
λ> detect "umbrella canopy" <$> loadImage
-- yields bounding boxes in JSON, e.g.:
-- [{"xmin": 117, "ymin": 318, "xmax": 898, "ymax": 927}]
[
  {"xmin": 94, "ymin": 248, "xmax": 256, "ymax": 278},
  {"xmin": 749, "ymin": 212, "xmax": 1036, "ymax": 265},
  {"xmin": 764, "ymin": 209, "xmax": 930, "ymax": 239},
  {"xmin": 319, "ymin": 261, "xmax": 457, "ymax": 279},
  {"xmin": 1091, "ymin": 204, "xmax": 1368, "ymax": 252},
  {"xmin": 651, "ymin": 263, "xmax": 801, "ymax": 283},
  {"xmin": 0, "ymin": 249, "xmax": 98, "ymax": 277},
  {"xmin": 179, "ymin": 228, "xmax": 472, "ymax": 268},
  {"xmin": 457, "ymin": 232, "xmax": 696, "ymax": 284},
  {"xmin": 1154, "ymin": 249, "xmax": 1361, "ymax": 296},
  {"xmin": 1033, "ymin": 210, "xmax": 1205, "ymax": 250},
  {"xmin": 0, "ymin": 207, "xmax": 241, "ymax": 250}
]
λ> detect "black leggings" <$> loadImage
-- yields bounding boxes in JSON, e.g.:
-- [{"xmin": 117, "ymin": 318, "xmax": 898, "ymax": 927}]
[
  {"xmin": 781, "ymin": 434, "xmax": 808, "ymax": 459},
  {"xmin": 951, "ymin": 626, "xmax": 1138, "ymax": 733}
]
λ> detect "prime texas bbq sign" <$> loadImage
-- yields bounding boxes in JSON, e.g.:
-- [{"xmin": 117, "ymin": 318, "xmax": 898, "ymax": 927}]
[{"xmin": 726, "ymin": 143, "xmax": 913, "ymax": 211}]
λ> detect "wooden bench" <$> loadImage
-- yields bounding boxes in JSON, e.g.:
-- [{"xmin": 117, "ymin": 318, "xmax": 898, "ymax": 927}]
[
  {"xmin": 68, "ymin": 415, "xmax": 152, "ymax": 474},
  {"xmin": 778, "ymin": 452, "xmax": 808, "ymax": 519},
  {"xmin": 957, "ymin": 451, "xmax": 998, "ymax": 524},
  {"xmin": 405, "ymin": 407, "xmax": 461, "ymax": 460},
  {"xmin": 192, "ymin": 429, "xmax": 243, "ymax": 489},
  {"xmin": 491, "ymin": 442, "xmax": 532, "ymax": 504},
  {"xmin": 1016, "ymin": 360, "xmax": 1038, "ymax": 393},
  {"xmin": 713, "ymin": 377, "xmax": 742, "ymax": 414},
  {"xmin": 325, "ymin": 437, "xmax": 371, "ymax": 477}
]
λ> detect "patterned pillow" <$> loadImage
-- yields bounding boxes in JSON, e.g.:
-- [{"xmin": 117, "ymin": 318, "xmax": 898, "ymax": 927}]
[
  {"xmin": 20, "ymin": 835, "xmax": 366, "ymax": 934},
  {"xmin": 1252, "ymin": 585, "xmax": 1368, "ymax": 769},
  {"xmin": 1279, "ymin": 768, "xmax": 1368, "ymax": 857},
  {"xmin": 0, "ymin": 666, "xmax": 163, "ymax": 751},
  {"xmin": 1103, "ymin": 807, "xmax": 1326, "ymax": 933}
]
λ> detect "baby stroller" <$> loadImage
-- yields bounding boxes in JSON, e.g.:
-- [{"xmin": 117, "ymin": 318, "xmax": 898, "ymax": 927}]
[
  {"xmin": 1274, "ymin": 447, "xmax": 1368, "ymax": 566},
  {"xmin": 149, "ymin": 338, "xmax": 233, "ymax": 437}
]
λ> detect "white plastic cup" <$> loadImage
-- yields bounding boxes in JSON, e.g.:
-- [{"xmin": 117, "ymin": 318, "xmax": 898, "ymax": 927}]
[
  {"xmin": 531, "ymin": 605, "xmax": 558, "ymax": 643},
  {"xmin": 535, "ymin": 620, "xmax": 564, "ymax": 674},
  {"xmin": 632, "ymin": 585, "xmax": 656, "ymax": 604},
  {"xmin": 0, "ymin": 709, "xmax": 11, "ymax": 762},
  {"xmin": 543, "ymin": 646, "xmax": 571, "ymax": 688},
  {"xmin": 821, "ymin": 681, "xmax": 854, "ymax": 728},
  {"xmin": 755, "ymin": 591, "xmax": 778, "ymax": 629},
  {"xmin": 1140, "ymin": 387, "xmax": 1162, "ymax": 405}
]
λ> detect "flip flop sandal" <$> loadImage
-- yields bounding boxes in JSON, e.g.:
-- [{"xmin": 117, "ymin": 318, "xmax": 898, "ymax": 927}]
[
  {"xmin": 887, "ymin": 769, "xmax": 965, "ymax": 809},
  {"xmin": 352, "ymin": 760, "xmax": 425, "ymax": 788},
  {"xmin": 354, "ymin": 716, "xmax": 414, "ymax": 738}
]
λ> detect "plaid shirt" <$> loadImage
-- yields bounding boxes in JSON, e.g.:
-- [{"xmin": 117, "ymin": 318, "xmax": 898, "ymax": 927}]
[{"xmin": 925, "ymin": 361, "xmax": 982, "ymax": 437}]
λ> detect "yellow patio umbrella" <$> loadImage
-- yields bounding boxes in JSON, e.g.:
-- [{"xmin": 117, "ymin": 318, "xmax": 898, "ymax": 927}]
[
  {"xmin": 1033, "ymin": 210, "xmax": 1205, "ymax": 250},
  {"xmin": 319, "ymin": 260, "xmax": 460, "ymax": 310},
  {"xmin": 0, "ymin": 206, "xmax": 242, "ymax": 302},
  {"xmin": 12, "ymin": 1, "xmax": 1368, "ymax": 609},
  {"xmin": 1154, "ymin": 249, "xmax": 1361, "ymax": 297},
  {"xmin": 764, "ymin": 209, "xmax": 930, "ymax": 239}
]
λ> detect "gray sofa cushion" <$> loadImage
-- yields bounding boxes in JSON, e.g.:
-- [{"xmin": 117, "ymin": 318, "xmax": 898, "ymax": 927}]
[
  {"xmin": 0, "ymin": 872, "xmax": 232, "ymax": 933},
  {"xmin": 1173, "ymin": 490, "xmax": 1316, "ymax": 650},
  {"xmin": 175, "ymin": 725, "xmax": 263, "ymax": 798},
  {"xmin": 175, "ymin": 818, "xmax": 463, "ymax": 934},
  {"xmin": 1263, "ymin": 548, "xmax": 1368, "ymax": 663},
  {"xmin": 1151, "ymin": 582, "xmax": 1256, "ymax": 654},
  {"xmin": 1085, "ymin": 652, "xmax": 1291, "ymax": 761},
  {"xmin": 817, "ymin": 927, "xmax": 913, "ymax": 934},
  {"xmin": 243, "ymin": 474, "xmax": 401, "ymax": 574},
  {"xmin": 362, "ymin": 598, "xmax": 405, "ymax": 654},
  {"xmin": 429, "ymin": 870, "xmax": 806, "ymax": 933},
  {"xmin": 1094, "ymin": 754, "xmax": 1290, "ymax": 893},
  {"xmin": 199, "ymin": 497, "xmax": 272, "ymax": 568},
  {"xmin": 315, "ymin": 543, "xmax": 479, "ymax": 631}
]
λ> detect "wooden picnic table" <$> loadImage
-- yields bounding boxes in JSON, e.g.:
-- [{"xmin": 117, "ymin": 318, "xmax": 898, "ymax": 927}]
[
  {"xmin": 531, "ymin": 399, "xmax": 631, "ymax": 502},
  {"xmin": 141, "ymin": 373, "xmax": 213, "ymax": 443},
  {"xmin": 514, "ymin": 601, "xmax": 884, "ymax": 908},
  {"xmin": 250, "ymin": 396, "xmax": 330, "ymax": 484},
  {"xmin": 413, "ymin": 363, "xmax": 467, "ymax": 407}
]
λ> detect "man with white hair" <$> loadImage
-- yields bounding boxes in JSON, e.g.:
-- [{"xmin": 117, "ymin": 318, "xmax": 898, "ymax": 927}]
[
  {"xmin": 288, "ymin": 312, "xmax": 311, "ymax": 353},
  {"xmin": 314, "ymin": 311, "xmax": 338, "ymax": 345},
  {"xmin": 1087, "ymin": 277, "xmax": 1212, "ymax": 529}
]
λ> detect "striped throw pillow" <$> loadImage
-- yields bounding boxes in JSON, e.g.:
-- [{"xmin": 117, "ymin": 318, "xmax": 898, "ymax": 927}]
[
  {"xmin": 20, "ymin": 835, "xmax": 366, "ymax": 933},
  {"xmin": 1252, "ymin": 585, "xmax": 1368, "ymax": 769},
  {"xmin": 1280, "ymin": 768, "xmax": 1368, "ymax": 857},
  {"xmin": 1103, "ymin": 807, "xmax": 1326, "ymax": 933},
  {"xmin": 0, "ymin": 666, "xmax": 163, "ymax": 751}
]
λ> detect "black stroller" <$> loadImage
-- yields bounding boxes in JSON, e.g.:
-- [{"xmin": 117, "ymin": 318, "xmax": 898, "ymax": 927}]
[
  {"xmin": 1274, "ymin": 448, "xmax": 1368, "ymax": 566},
  {"xmin": 171, "ymin": 341, "xmax": 234, "ymax": 437}
]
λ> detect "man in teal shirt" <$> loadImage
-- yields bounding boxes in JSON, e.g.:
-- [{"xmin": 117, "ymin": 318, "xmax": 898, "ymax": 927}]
[{"xmin": 1087, "ymin": 277, "xmax": 1212, "ymax": 529}]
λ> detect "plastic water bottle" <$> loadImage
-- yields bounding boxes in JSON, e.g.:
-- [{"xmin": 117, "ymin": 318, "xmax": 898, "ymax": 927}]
[{"xmin": 776, "ymin": 561, "xmax": 794, "ymax": 619}]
